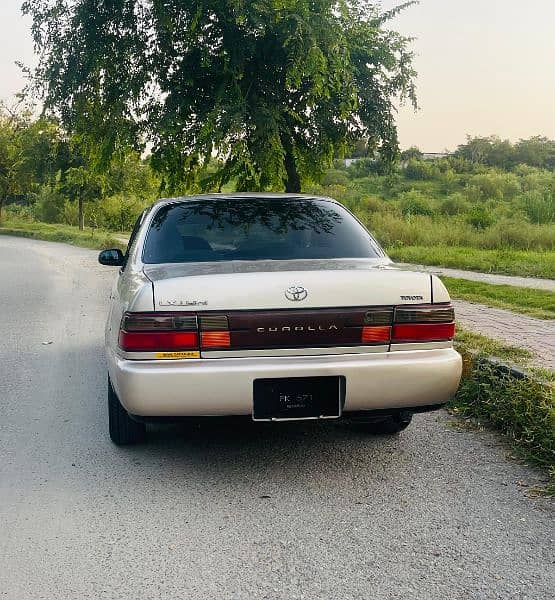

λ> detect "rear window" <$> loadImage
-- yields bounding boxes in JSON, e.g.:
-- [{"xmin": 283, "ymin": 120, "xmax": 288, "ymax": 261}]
[{"xmin": 142, "ymin": 197, "xmax": 385, "ymax": 264}]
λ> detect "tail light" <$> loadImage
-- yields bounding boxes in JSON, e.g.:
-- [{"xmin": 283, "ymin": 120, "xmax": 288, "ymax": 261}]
[
  {"xmin": 360, "ymin": 304, "xmax": 455, "ymax": 345},
  {"xmin": 361, "ymin": 326, "xmax": 391, "ymax": 343},
  {"xmin": 361, "ymin": 308, "xmax": 392, "ymax": 344},
  {"xmin": 199, "ymin": 315, "xmax": 231, "ymax": 349},
  {"xmin": 119, "ymin": 312, "xmax": 233, "ymax": 353},
  {"xmin": 119, "ymin": 312, "xmax": 198, "ymax": 352},
  {"xmin": 118, "ymin": 304, "xmax": 455, "ymax": 355},
  {"xmin": 392, "ymin": 304, "xmax": 455, "ymax": 343}
]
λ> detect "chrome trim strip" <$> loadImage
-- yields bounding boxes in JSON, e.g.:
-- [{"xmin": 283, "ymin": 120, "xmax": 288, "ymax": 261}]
[
  {"xmin": 118, "ymin": 342, "xmax": 451, "ymax": 360},
  {"xmin": 252, "ymin": 414, "xmax": 342, "ymax": 422},
  {"xmin": 389, "ymin": 341, "xmax": 452, "ymax": 352},
  {"xmin": 202, "ymin": 345, "xmax": 389, "ymax": 359}
]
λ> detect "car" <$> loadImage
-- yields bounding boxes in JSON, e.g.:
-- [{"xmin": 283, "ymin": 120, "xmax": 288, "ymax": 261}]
[{"xmin": 99, "ymin": 193, "xmax": 462, "ymax": 445}]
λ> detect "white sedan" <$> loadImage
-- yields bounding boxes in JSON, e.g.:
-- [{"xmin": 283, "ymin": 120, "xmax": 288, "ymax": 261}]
[{"xmin": 99, "ymin": 193, "xmax": 462, "ymax": 445}]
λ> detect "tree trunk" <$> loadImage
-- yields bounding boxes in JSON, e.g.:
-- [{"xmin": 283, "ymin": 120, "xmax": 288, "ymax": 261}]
[
  {"xmin": 78, "ymin": 196, "xmax": 84, "ymax": 231},
  {"xmin": 281, "ymin": 135, "xmax": 301, "ymax": 193},
  {"xmin": 0, "ymin": 196, "xmax": 4, "ymax": 225}
]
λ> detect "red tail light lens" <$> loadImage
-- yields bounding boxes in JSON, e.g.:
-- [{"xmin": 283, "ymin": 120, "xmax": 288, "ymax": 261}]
[
  {"xmin": 391, "ymin": 322, "xmax": 455, "ymax": 343},
  {"xmin": 392, "ymin": 304, "xmax": 455, "ymax": 343},
  {"xmin": 119, "ymin": 330, "xmax": 199, "ymax": 351},
  {"xmin": 119, "ymin": 312, "xmax": 199, "ymax": 352}
]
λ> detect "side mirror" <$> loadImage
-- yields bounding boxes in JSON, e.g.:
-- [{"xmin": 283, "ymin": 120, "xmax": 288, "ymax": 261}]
[{"xmin": 98, "ymin": 248, "xmax": 125, "ymax": 267}]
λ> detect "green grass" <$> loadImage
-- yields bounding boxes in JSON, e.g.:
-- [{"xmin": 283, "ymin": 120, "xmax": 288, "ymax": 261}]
[
  {"xmin": 453, "ymin": 327, "xmax": 554, "ymax": 491},
  {"xmin": 0, "ymin": 220, "xmax": 127, "ymax": 252},
  {"xmin": 443, "ymin": 277, "xmax": 555, "ymax": 320},
  {"xmin": 387, "ymin": 245, "xmax": 555, "ymax": 279},
  {"xmin": 454, "ymin": 327, "xmax": 534, "ymax": 364}
]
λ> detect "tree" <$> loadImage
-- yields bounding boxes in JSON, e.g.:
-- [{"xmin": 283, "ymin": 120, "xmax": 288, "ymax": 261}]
[
  {"xmin": 455, "ymin": 135, "xmax": 555, "ymax": 170},
  {"xmin": 24, "ymin": 0, "xmax": 417, "ymax": 193},
  {"xmin": 18, "ymin": 117, "xmax": 61, "ymax": 188},
  {"xmin": 61, "ymin": 166, "xmax": 103, "ymax": 230},
  {"xmin": 400, "ymin": 146, "xmax": 422, "ymax": 161},
  {"xmin": 0, "ymin": 114, "xmax": 21, "ymax": 223},
  {"xmin": 0, "ymin": 106, "xmax": 36, "ymax": 223},
  {"xmin": 104, "ymin": 152, "xmax": 159, "ymax": 201},
  {"xmin": 350, "ymin": 138, "xmax": 370, "ymax": 158},
  {"xmin": 513, "ymin": 136, "xmax": 555, "ymax": 169},
  {"xmin": 455, "ymin": 135, "xmax": 514, "ymax": 168}
]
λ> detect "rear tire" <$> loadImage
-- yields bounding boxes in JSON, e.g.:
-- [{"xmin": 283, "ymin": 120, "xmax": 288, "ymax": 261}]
[
  {"xmin": 108, "ymin": 377, "xmax": 146, "ymax": 445},
  {"xmin": 351, "ymin": 411, "xmax": 413, "ymax": 435}
]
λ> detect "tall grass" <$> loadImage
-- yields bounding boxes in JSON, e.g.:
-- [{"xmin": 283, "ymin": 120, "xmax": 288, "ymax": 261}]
[
  {"xmin": 0, "ymin": 220, "xmax": 126, "ymax": 252},
  {"xmin": 388, "ymin": 246, "xmax": 554, "ymax": 279},
  {"xmin": 363, "ymin": 212, "xmax": 555, "ymax": 251}
]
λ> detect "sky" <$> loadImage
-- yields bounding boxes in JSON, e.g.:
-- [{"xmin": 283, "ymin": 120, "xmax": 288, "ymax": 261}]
[{"xmin": 1, "ymin": 1, "xmax": 554, "ymax": 152}]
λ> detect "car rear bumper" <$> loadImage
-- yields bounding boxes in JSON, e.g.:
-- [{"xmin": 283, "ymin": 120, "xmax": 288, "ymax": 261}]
[{"xmin": 107, "ymin": 347, "xmax": 462, "ymax": 417}]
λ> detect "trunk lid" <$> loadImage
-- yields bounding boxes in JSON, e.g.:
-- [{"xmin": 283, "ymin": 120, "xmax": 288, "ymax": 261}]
[{"xmin": 144, "ymin": 259, "xmax": 431, "ymax": 311}]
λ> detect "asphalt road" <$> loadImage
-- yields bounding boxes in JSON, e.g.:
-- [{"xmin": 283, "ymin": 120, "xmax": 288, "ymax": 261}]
[{"xmin": 0, "ymin": 235, "xmax": 553, "ymax": 600}]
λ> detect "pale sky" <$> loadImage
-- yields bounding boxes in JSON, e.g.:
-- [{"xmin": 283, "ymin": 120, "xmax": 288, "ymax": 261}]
[{"xmin": 1, "ymin": 0, "xmax": 554, "ymax": 151}]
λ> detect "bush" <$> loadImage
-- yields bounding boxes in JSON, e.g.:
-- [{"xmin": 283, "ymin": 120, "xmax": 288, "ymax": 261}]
[
  {"xmin": 398, "ymin": 190, "xmax": 434, "ymax": 217},
  {"xmin": 482, "ymin": 219, "xmax": 555, "ymax": 251},
  {"xmin": 440, "ymin": 192, "xmax": 467, "ymax": 215},
  {"xmin": 322, "ymin": 169, "xmax": 350, "ymax": 187},
  {"xmin": 466, "ymin": 172, "xmax": 521, "ymax": 202},
  {"xmin": 33, "ymin": 187, "xmax": 65, "ymax": 223},
  {"xmin": 403, "ymin": 159, "xmax": 437, "ymax": 181},
  {"xmin": 4, "ymin": 203, "xmax": 35, "ymax": 222},
  {"xmin": 95, "ymin": 194, "xmax": 146, "ymax": 232},
  {"xmin": 60, "ymin": 200, "xmax": 79, "ymax": 227},
  {"xmin": 521, "ymin": 189, "xmax": 555, "ymax": 224},
  {"xmin": 467, "ymin": 205, "xmax": 495, "ymax": 229},
  {"xmin": 452, "ymin": 350, "xmax": 554, "ymax": 472},
  {"xmin": 360, "ymin": 195, "xmax": 384, "ymax": 214},
  {"xmin": 346, "ymin": 157, "xmax": 392, "ymax": 178}
]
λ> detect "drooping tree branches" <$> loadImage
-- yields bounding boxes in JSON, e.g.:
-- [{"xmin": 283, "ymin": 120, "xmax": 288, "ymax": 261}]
[{"xmin": 23, "ymin": 1, "xmax": 418, "ymax": 192}]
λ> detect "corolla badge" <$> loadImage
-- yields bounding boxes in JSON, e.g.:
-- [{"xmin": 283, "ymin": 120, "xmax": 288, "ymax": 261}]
[{"xmin": 285, "ymin": 285, "xmax": 308, "ymax": 302}]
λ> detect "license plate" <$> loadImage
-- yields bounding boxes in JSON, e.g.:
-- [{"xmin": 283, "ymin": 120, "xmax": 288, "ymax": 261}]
[{"xmin": 253, "ymin": 376, "xmax": 342, "ymax": 421}]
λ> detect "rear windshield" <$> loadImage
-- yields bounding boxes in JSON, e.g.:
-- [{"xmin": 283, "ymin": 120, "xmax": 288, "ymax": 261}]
[{"xmin": 142, "ymin": 197, "xmax": 385, "ymax": 264}]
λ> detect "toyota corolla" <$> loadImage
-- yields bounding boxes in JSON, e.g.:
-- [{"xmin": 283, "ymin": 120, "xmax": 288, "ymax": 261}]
[{"xmin": 99, "ymin": 193, "xmax": 462, "ymax": 445}]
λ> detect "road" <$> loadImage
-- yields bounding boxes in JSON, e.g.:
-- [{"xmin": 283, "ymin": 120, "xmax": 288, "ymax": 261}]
[{"xmin": 0, "ymin": 235, "xmax": 553, "ymax": 600}]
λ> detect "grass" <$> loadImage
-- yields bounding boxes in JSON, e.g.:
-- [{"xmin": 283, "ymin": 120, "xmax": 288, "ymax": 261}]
[
  {"xmin": 387, "ymin": 245, "xmax": 555, "ymax": 279},
  {"xmin": 0, "ymin": 220, "xmax": 127, "ymax": 252},
  {"xmin": 453, "ymin": 327, "xmax": 554, "ymax": 493},
  {"xmin": 443, "ymin": 277, "xmax": 555, "ymax": 320},
  {"xmin": 454, "ymin": 327, "xmax": 534, "ymax": 364}
]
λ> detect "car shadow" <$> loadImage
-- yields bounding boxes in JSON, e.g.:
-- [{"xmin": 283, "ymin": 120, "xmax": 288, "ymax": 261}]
[{"xmin": 117, "ymin": 417, "xmax": 420, "ymax": 488}]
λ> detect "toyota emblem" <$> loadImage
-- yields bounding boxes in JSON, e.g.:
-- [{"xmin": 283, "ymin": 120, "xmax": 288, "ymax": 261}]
[{"xmin": 285, "ymin": 285, "xmax": 308, "ymax": 302}]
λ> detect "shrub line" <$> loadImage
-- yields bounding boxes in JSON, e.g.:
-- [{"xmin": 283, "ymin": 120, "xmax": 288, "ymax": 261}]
[{"xmin": 451, "ymin": 345, "xmax": 554, "ymax": 493}]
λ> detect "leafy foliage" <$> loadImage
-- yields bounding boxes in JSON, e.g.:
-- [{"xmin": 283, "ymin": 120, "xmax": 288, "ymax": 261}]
[
  {"xmin": 452, "ymin": 344, "xmax": 554, "ymax": 473},
  {"xmin": 23, "ymin": 0, "xmax": 418, "ymax": 192},
  {"xmin": 455, "ymin": 135, "xmax": 555, "ymax": 170}
]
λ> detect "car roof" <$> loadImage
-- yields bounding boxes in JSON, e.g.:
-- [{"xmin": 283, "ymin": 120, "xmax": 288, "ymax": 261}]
[{"xmin": 150, "ymin": 193, "xmax": 337, "ymax": 211}]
